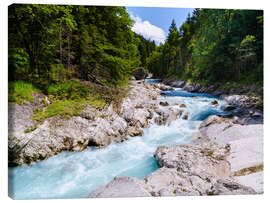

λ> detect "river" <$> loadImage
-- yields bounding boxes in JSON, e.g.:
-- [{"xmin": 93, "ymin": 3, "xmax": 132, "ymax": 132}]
[{"xmin": 8, "ymin": 79, "xmax": 227, "ymax": 199}]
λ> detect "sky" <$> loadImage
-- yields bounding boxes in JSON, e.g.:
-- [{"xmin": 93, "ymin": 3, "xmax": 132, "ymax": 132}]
[{"xmin": 126, "ymin": 7, "xmax": 194, "ymax": 44}]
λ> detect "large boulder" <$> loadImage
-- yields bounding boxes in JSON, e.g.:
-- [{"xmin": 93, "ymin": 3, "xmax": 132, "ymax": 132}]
[
  {"xmin": 154, "ymin": 143, "xmax": 231, "ymax": 180},
  {"xmin": 89, "ymin": 176, "xmax": 151, "ymax": 198}
]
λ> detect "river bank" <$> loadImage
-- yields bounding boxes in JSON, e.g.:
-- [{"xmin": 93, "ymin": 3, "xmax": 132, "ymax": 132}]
[
  {"xmin": 8, "ymin": 78, "xmax": 263, "ymax": 198},
  {"xmin": 9, "ymin": 80, "xmax": 162, "ymax": 166}
]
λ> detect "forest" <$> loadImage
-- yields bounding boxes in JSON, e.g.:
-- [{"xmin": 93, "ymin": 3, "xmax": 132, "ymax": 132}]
[
  {"xmin": 8, "ymin": 4, "xmax": 156, "ymax": 117},
  {"xmin": 8, "ymin": 5, "xmax": 263, "ymax": 116},
  {"xmin": 147, "ymin": 9, "xmax": 263, "ymax": 84}
]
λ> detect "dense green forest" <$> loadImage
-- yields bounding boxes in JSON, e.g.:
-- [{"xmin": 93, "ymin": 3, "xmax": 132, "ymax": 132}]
[
  {"xmin": 8, "ymin": 5, "xmax": 263, "ymax": 116},
  {"xmin": 8, "ymin": 4, "xmax": 156, "ymax": 86},
  {"xmin": 8, "ymin": 4, "xmax": 156, "ymax": 117},
  {"xmin": 146, "ymin": 9, "xmax": 263, "ymax": 84}
]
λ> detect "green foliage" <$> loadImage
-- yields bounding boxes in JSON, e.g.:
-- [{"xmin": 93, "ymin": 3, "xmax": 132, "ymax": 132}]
[
  {"xmin": 33, "ymin": 100, "xmax": 84, "ymax": 122},
  {"xmin": 8, "ymin": 81, "xmax": 40, "ymax": 104},
  {"xmin": 33, "ymin": 81, "xmax": 107, "ymax": 122},
  {"xmin": 9, "ymin": 5, "xmax": 144, "ymax": 87},
  {"xmin": 146, "ymin": 9, "xmax": 263, "ymax": 85},
  {"xmin": 8, "ymin": 48, "xmax": 29, "ymax": 81},
  {"xmin": 46, "ymin": 80, "xmax": 89, "ymax": 100}
]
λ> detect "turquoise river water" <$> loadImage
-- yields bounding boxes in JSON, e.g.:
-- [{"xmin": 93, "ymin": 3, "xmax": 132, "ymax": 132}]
[{"xmin": 8, "ymin": 80, "xmax": 227, "ymax": 199}]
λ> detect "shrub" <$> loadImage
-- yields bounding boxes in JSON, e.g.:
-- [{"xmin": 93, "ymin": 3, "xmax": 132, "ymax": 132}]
[{"xmin": 8, "ymin": 81, "xmax": 40, "ymax": 104}]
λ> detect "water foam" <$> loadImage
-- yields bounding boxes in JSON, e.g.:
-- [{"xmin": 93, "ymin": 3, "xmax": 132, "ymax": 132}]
[{"xmin": 8, "ymin": 85, "xmax": 226, "ymax": 199}]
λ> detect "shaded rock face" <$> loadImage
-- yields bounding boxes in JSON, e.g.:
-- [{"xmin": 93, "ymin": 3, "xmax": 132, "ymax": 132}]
[
  {"xmin": 132, "ymin": 68, "xmax": 148, "ymax": 80},
  {"xmin": 8, "ymin": 81, "xmax": 160, "ymax": 166}
]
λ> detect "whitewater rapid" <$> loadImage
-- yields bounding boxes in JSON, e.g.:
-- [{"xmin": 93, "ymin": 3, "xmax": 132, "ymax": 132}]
[{"xmin": 8, "ymin": 80, "xmax": 227, "ymax": 199}]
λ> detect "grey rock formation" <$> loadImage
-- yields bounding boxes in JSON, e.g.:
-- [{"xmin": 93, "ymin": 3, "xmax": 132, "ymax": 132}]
[
  {"xmin": 154, "ymin": 144, "xmax": 231, "ymax": 180},
  {"xmin": 89, "ymin": 141, "xmax": 256, "ymax": 197},
  {"xmin": 8, "ymin": 81, "xmax": 160, "ymax": 166},
  {"xmin": 89, "ymin": 176, "xmax": 151, "ymax": 198},
  {"xmin": 206, "ymin": 179, "xmax": 257, "ymax": 195}
]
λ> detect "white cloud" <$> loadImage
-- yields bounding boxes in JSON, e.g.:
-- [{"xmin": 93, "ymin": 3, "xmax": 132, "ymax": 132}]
[{"xmin": 130, "ymin": 14, "xmax": 166, "ymax": 45}]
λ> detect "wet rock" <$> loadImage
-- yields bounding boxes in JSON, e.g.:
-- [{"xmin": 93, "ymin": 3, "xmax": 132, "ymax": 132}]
[
  {"xmin": 159, "ymin": 101, "xmax": 169, "ymax": 106},
  {"xmin": 154, "ymin": 107, "xmax": 182, "ymax": 126},
  {"xmin": 159, "ymin": 84, "xmax": 174, "ymax": 91},
  {"xmin": 182, "ymin": 112, "xmax": 189, "ymax": 120},
  {"xmin": 224, "ymin": 105, "xmax": 237, "ymax": 111},
  {"xmin": 126, "ymin": 125, "xmax": 144, "ymax": 137},
  {"xmin": 179, "ymin": 103, "xmax": 186, "ymax": 108},
  {"xmin": 211, "ymin": 100, "xmax": 218, "ymax": 105},
  {"xmin": 251, "ymin": 111, "xmax": 263, "ymax": 118},
  {"xmin": 154, "ymin": 115, "xmax": 169, "ymax": 126}
]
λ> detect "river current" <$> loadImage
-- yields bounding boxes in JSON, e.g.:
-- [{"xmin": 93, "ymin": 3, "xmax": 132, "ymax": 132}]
[{"xmin": 8, "ymin": 79, "xmax": 227, "ymax": 199}]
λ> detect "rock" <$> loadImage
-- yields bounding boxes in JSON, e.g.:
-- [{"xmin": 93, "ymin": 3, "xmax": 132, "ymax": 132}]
[
  {"xmin": 199, "ymin": 116, "xmax": 262, "ymax": 147},
  {"xmin": 144, "ymin": 167, "xmax": 212, "ymax": 196},
  {"xmin": 251, "ymin": 111, "xmax": 263, "ymax": 118},
  {"xmin": 234, "ymin": 171, "xmax": 263, "ymax": 194},
  {"xmin": 227, "ymin": 134, "xmax": 263, "ymax": 175},
  {"xmin": 170, "ymin": 80, "xmax": 186, "ymax": 88},
  {"xmin": 80, "ymin": 105, "xmax": 96, "ymax": 120},
  {"xmin": 182, "ymin": 112, "xmax": 189, "ymax": 120},
  {"xmin": 224, "ymin": 105, "xmax": 237, "ymax": 111},
  {"xmin": 207, "ymin": 179, "xmax": 257, "ymax": 195},
  {"xmin": 196, "ymin": 115, "xmax": 264, "ymax": 193},
  {"xmin": 159, "ymin": 101, "xmax": 169, "ymax": 106},
  {"xmin": 132, "ymin": 68, "xmax": 148, "ymax": 80},
  {"xmin": 154, "ymin": 107, "xmax": 183, "ymax": 126},
  {"xmin": 154, "ymin": 115, "xmax": 169, "ymax": 126},
  {"xmin": 159, "ymin": 84, "xmax": 174, "ymax": 91},
  {"xmin": 211, "ymin": 100, "xmax": 218, "ymax": 105},
  {"xmin": 183, "ymin": 83, "xmax": 201, "ymax": 93},
  {"xmin": 89, "ymin": 176, "xmax": 151, "ymax": 198},
  {"xmin": 179, "ymin": 103, "xmax": 186, "ymax": 108},
  {"xmin": 126, "ymin": 125, "xmax": 144, "ymax": 137},
  {"xmin": 154, "ymin": 143, "xmax": 231, "ymax": 179},
  {"xmin": 199, "ymin": 115, "xmax": 231, "ymax": 129}
]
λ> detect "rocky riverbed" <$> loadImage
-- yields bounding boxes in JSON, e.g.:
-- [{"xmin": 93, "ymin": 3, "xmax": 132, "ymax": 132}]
[
  {"xmin": 8, "ymin": 81, "xmax": 163, "ymax": 166},
  {"xmin": 8, "ymin": 78, "xmax": 263, "ymax": 198},
  {"xmin": 163, "ymin": 79, "xmax": 263, "ymax": 125},
  {"xmin": 89, "ymin": 80, "xmax": 264, "ymax": 197}
]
